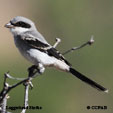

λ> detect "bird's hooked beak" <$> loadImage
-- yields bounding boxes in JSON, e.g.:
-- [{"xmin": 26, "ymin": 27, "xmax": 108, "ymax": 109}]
[{"xmin": 4, "ymin": 22, "xmax": 14, "ymax": 28}]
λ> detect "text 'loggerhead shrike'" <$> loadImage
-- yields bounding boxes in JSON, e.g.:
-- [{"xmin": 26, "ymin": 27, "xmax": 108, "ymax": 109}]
[{"xmin": 5, "ymin": 16, "xmax": 108, "ymax": 93}]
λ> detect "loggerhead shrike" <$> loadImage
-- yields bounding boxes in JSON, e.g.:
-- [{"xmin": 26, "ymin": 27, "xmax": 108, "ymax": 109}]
[{"xmin": 5, "ymin": 16, "xmax": 108, "ymax": 92}]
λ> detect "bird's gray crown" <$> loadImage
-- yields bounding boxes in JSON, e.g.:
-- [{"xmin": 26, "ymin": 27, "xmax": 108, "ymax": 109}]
[{"xmin": 10, "ymin": 16, "xmax": 35, "ymax": 28}]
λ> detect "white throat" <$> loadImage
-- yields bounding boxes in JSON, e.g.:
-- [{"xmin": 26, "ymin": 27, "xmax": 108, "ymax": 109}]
[{"xmin": 10, "ymin": 27, "xmax": 29, "ymax": 35}]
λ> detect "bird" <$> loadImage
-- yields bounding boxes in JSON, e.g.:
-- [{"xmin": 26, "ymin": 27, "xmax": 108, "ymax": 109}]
[{"xmin": 5, "ymin": 16, "xmax": 108, "ymax": 93}]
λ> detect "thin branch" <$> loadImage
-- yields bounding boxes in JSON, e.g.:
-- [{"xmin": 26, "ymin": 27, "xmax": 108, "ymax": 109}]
[
  {"xmin": 0, "ymin": 74, "xmax": 35, "ymax": 105},
  {"xmin": 0, "ymin": 75, "xmax": 29, "ymax": 105},
  {"xmin": 21, "ymin": 67, "xmax": 40, "ymax": 113},
  {"xmin": 63, "ymin": 36, "xmax": 94, "ymax": 55},
  {"xmin": 0, "ymin": 73, "xmax": 10, "ymax": 113},
  {"xmin": 1, "ymin": 95, "xmax": 7, "ymax": 113},
  {"xmin": 53, "ymin": 38, "xmax": 61, "ymax": 48},
  {"xmin": 21, "ymin": 83, "xmax": 29, "ymax": 113},
  {"xmin": 6, "ymin": 73, "xmax": 25, "ymax": 80},
  {"xmin": 0, "ymin": 65, "xmax": 40, "ymax": 113}
]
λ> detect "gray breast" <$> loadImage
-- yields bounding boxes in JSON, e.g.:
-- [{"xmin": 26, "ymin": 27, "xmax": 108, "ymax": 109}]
[{"xmin": 14, "ymin": 35, "xmax": 31, "ymax": 60}]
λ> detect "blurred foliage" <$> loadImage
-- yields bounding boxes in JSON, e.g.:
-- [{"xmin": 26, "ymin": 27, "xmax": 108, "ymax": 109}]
[{"xmin": 0, "ymin": 0, "xmax": 113, "ymax": 113}]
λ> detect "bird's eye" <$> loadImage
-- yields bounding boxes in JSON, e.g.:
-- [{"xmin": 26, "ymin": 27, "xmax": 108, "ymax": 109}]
[{"xmin": 11, "ymin": 21, "xmax": 31, "ymax": 28}]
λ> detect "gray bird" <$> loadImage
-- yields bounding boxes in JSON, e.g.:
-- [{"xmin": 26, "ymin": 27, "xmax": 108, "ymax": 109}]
[{"xmin": 5, "ymin": 16, "xmax": 108, "ymax": 92}]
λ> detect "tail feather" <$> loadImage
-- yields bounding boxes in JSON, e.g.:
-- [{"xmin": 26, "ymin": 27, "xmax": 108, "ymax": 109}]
[{"xmin": 69, "ymin": 67, "xmax": 108, "ymax": 93}]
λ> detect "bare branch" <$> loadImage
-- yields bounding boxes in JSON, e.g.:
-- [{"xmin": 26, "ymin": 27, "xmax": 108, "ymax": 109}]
[
  {"xmin": 53, "ymin": 38, "xmax": 61, "ymax": 48},
  {"xmin": 0, "ymin": 75, "xmax": 29, "ymax": 105},
  {"xmin": 0, "ymin": 73, "xmax": 10, "ymax": 113},
  {"xmin": 63, "ymin": 35, "xmax": 94, "ymax": 55},
  {"xmin": 21, "ymin": 66, "xmax": 41, "ymax": 113},
  {"xmin": 0, "ymin": 65, "xmax": 41, "ymax": 113},
  {"xmin": 5, "ymin": 73, "xmax": 25, "ymax": 80},
  {"xmin": 21, "ymin": 83, "xmax": 30, "ymax": 113},
  {"xmin": 0, "ymin": 95, "xmax": 7, "ymax": 113}
]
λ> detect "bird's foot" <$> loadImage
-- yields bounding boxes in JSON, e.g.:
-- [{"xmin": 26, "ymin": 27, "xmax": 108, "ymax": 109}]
[{"xmin": 28, "ymin": 64, "xmax": 45, "ymax": 77}]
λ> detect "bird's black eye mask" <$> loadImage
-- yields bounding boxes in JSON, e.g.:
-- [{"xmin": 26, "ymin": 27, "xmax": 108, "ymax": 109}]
[{"xmin": 10, "ymin": 21, "xmax": 31, "ymax": 28}]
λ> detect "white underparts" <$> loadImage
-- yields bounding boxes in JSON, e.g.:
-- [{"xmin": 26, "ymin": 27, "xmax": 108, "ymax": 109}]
[{"xmin": 27, "ymin": 49, "xmax": 70, "ymax": 72}]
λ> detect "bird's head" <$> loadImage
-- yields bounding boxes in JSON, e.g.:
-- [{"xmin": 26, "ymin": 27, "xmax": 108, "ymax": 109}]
[{"xmin": 5, "ymin": 16, "xmax": 36, "ymax": 35}]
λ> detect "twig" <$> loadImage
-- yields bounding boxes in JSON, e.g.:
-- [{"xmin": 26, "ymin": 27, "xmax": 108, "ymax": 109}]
[
  {"xmin": 0, "ymin": 75, "xmax": 29, "ymax": 105},
  {"xmin": 1, "ymin": 95, "xmax": 7, "ymax": 113},
  {"xmin": 0, "ymin": 73, "xmax": 9, "ymax": 113},
  {"xmin": 21, "ymin": 66, "xmax": 40, "ymax": 113},
  {"xmin": 6, "ymin": 73, "xmax": 25, "ymax": 80},
  {"xmin": 21, "ymin": 83, "xmax": 29, "ymax": 113},
  {"xmin": 63, "ymin": 36, "xmax": 94, "ymax": 55},
  {"xmin": 0, "ymin": 71, "xmax": 38, "ymax": 113},
  {"xmin": 53, "ymin": 38, "xmax": 61, "ymax": 48}
]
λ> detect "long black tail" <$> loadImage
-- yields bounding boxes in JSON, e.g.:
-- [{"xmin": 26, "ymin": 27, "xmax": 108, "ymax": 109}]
[{"xmin": 69, "ymin": 67, "xmax": 108, "ymax": 92}]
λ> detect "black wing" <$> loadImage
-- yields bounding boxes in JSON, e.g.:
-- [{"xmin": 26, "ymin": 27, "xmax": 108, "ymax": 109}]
[
  {"xmin": 24, "ymin": 37, "xmax": 50, "ymax": 48},
  {"xmin": 22, "ymin": 36, "xmax": 71, "ymax": 66},
  {"xmin": 47, "ymin": 48, "xmax": 71, "ymax": 66}
]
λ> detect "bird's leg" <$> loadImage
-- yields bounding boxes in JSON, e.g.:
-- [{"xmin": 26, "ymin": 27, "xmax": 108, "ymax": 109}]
[
  {"xmin": 28, "ymin": 65, "xmax": 37, "ymax": 77},
  {"xmin": 28, "ymin": 64, "xmax": 45, "ymax": 77}
]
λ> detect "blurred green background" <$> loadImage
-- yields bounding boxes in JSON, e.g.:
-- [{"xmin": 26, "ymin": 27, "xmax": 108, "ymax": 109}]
[{"xmin": 0, "ymin": 0, "xmax": 113, "ymax": 113}]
